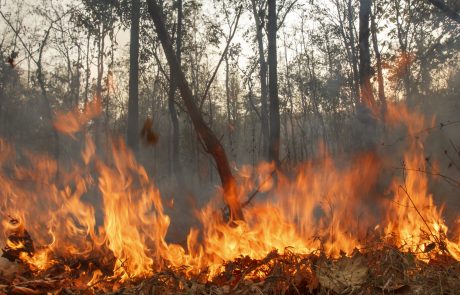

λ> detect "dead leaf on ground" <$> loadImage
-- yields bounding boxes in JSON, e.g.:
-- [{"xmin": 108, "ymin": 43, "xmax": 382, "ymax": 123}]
[
  {"xmin": 317, "ymin": 254, "xmax": 368, "ymax": 293},
  {"xmin": 0, "ymin": 257, "xmax": 19, "ymax": 280},
  {"xmin": 380, "ymin": 278, "xmax": 409, "ymax": 293},
  {"xmin": 294, "ymin": 263, "xmax": 318, "ymax": 292}
]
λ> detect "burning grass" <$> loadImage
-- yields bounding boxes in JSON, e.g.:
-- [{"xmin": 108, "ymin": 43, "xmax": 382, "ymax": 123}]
[
  {"xmin": 1, "ymin": 102, "xmax": 460, "ymax": 294},
  {"xmin": 1, "ymin": 243, "xmax": 460, "ymax": 294}
]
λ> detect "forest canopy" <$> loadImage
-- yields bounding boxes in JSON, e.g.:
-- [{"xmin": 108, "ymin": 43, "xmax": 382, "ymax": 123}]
[{"xmin": 0, "ymin": 0, "xmax": 459, "ymax": 205}]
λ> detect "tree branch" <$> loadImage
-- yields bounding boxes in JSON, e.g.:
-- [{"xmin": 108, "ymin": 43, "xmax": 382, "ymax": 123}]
[
  {"xmin": 146, "ymin": 0, "xmax": 244, "ymax": 221},
  {"xmin": 199, "ymin": 6, "xmax": 243, "ymax": 110},
  {"xmin": 426, "ymin": 0, "xmax": 460, "ymax": 24},
  {"xmin": 277, "ymin": 0, "xmax": 298, "ymax": 30}
]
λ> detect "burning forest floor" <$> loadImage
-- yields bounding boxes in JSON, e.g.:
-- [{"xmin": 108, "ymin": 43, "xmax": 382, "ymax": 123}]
[
  {"xmin": 1, "ymin": 101, "xmax": 460, "ymax": 294},
  {"xmin": 1, "ymin": 239, "xmax": 460, "ymax": 294}
]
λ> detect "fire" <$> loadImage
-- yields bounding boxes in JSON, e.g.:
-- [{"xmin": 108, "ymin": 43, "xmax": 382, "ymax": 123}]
[
  {"xmin": 19, "ymin": 249, "xmax": 56, "ymax": 272},
  {"xmin": 0, "ymin": 100, "xmax": 459, "ymax": 286},
  {"xmin": 53, "ymin": 98, "xmax": 102, "ymax": 139},
  {"xmin": 6, "ymin": 239, "xmax": 25, "ymax": 250},
  {"xmin": 383, "ymin": 103, "xmax": 460, "ymax": 260}
]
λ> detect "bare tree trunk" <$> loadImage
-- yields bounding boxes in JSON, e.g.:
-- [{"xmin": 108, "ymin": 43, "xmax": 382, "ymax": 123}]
[
  {"xmin": 147, "ymin": 0, "xmax": 243, "ymax": 221},
  {"xmin": 106, "ymin": 29, "xmax": 115, "ymax": 143},
  {"xmin": 169, "ymin": 0, "xmax": 183, "ymax": 184},
  {"xmin": 296, "ymin": 19, "xmax": 312, "ymax": 160},
  {"xmin": 268, "ymin": 0, "xmax": 281, "ymax": 166},
  {"xmin": 250, "ymin": 0, "xmax": 269, "ymax": 159},
  {"xmin": 306, "ymin": 51, "xmax": 328, "ymax": 147},
  {"xmin": 127, "ymin": 0, "xmax": 140, "ymax": 152},
  {"xmin": 394, "ymin": 0, "xmax": 412, "ymax": 103},
  {"xmin": 75, "ymin": 44, "xmax": 81, "ymax": 106},
  {"xmin": 36, "ymin": 27, "xmax": 60, "ymax": 162},
  {"xmin": 370, "ymin": 7, "xmax": 385, "ymax": 103},
  {"xmin": 347, "ymin": 0, "xmax": 361, "ymax": 104},
  {"xmin": 95, "ymin": 23, "xmax": 105, "ymax": 152},
  {"xmin": 63, "ymin": 46, "xmax": 74, "ymax": 106},
  {"xmin": 168, "ymin": 75, "xmax": 178, "ymax": 171},
  {"xmin": 283, "ymin": 33, "xmax": 297, "ymax": 163},
  {"xmin": 359, "ymin": 0, "xmax": 375, "ymax": 105},
  {"xmin": 84, "ymin": 33, "xmax": 91, "ymax": 104},
  {"xmin": 225, "ymin": 55, "xmax": 235, "ymax": 161},
  {"xmin": 417, "ymin": 26, "xmax": 430, "ymax": 95},
  {"xmin": 333, "ymin": 1, "xmax": 357, "ymax": 105}
]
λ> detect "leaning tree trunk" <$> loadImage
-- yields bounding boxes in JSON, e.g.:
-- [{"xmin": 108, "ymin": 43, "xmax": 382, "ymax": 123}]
[
  {"xmin": 146, "ymin": 0, "xmax": 243, "ymax": 221},
  {"xmin": 267, "ymin": 0, "xmax": 281, "ymax": 166},
  {"xmin": 127, "ymin": 0, "xmax": 140, "ymax": 152},
  {"xmin": 358, "ymin": 0, "xmax": 375, "ymax": 105}
]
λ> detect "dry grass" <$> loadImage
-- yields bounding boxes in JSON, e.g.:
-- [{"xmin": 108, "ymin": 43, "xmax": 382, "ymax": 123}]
[{"xmin": 2, "ymin": 241, "xmax": 459, "ymax": 295}]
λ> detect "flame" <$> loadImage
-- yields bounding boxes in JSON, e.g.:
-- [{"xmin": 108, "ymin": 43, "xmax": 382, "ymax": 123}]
[
  {"xmin": 0, "ymin": 101, "xmax": 459, "ymax": 285},
  {"xmin": 19, "ymin": 249, "xmax": 56, "ymax": 272},
  {"xmin": 388, "ymin": 51, "xmax": 415, "ymax": 83},
  {"xmin": 87, "ymin": 269, "xmax": 104, "ymax": 287},
  {"xmin": 6, "ymin": 239, "xmax": 25, "ymax": 250},
  {"xmin": 53, "ymin": 98, "xmax": 102, "ymax": 139},
  {"xmin": 383, "ymin": 103, "xmax": 460, "ymax": 260}
]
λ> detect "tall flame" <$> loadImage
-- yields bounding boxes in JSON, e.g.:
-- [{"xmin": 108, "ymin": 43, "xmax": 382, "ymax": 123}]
[{"xmin": 0, "ymin": 101, "xmax": 459, "ymax": 284}]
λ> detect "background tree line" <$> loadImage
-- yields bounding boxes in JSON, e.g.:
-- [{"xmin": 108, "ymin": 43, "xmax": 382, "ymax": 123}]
[{"xmin": 0, "ymin": 0, "xmax": 458, "ymax": 206}]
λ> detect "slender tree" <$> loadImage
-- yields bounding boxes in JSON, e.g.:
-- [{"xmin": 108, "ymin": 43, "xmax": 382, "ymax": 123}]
[
  {"xmin": 370, "ymin": 5, "xmax": 385, "ymax": 103},
  {"xmin": 127, "ymin": 0, "xmax": 140, "ymax": 151},
  {"xmin": 347, "ymin": 0, "xmax": 361, "ymax": 103},
  {"xmin": 358, "ymin": 0, "xmax": 375, "ymax": 105},
  {"xmin": 168, "ymin": 0, "xmax": 183, "ymax": 183},
  {"xmin": 250, "ymin": 0, "xmax": 269, "ymax": 159},
  {"xmin": 0, "ymin": 10, "xmax": 60, "ymax": 161},
  {"xmin": 267, "ymin": 0, "xmax": 280, "ymax": 166}
]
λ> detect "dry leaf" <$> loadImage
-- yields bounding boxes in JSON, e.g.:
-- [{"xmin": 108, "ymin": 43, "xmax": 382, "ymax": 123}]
[
  {"xmin": 140, "ymin": 118, "xmax": 159, "ymax": 146},
  {"xmin": 294, "ymin": 264, "xmax": 318, "ymax": 292},
  {"xmin": 0, "ymin": 257, "xmax": 19, "ymax": 279},
  {"xmin": 317, "ymin": 254, "xmax": 368, "ymax": 293}
]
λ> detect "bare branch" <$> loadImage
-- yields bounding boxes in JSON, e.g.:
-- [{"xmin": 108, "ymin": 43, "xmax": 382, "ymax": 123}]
[
  {"xmin": 277, "ymin": 0, "xmax": 298, "ymax": 30},
  {"xmin": 199, "ymin": 6, "xmax": 243, "ymax": 110},
  {"xmin": 426, "ymin": 0, "xmax": 460, "ymax": 24}
]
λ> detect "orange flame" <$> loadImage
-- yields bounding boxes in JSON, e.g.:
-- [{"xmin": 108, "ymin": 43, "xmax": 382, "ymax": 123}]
[
  {"xmin": 0, "ymin": 101, "xmax": 459, "ymax": 284},
  {"xmin": 53, "ymin": 98, "xmax": 102, "ymax": 139}
]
